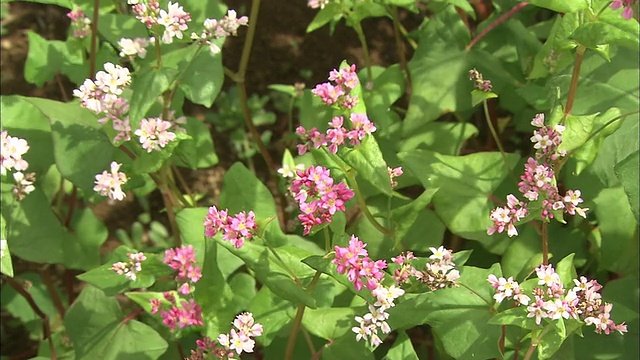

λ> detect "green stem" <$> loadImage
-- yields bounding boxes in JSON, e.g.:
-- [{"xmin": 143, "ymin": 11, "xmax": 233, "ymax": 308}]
[
  {"xmin": 353, "ymin": 21, "xmax": 373, "ymax": 84},
  {"xmin": 562, "ymin": 45, "xmax": 586, "ymax": 124},
  {"xmin": 159, "ymin": 165, "xmax": 182, "ymax": 246},
  {"xmin": 483, "ymin": 99, "xmax": 515, "ymax": 181},
  {"xmin": 346, "ymin": 169, "xmax": 393, "ymax": 236},
  {"xmin": 284, "ymin": 271, "xmax": 322, "ymax": 360},
  {"xmin": 266, "ymin": 241, "xmax": 301, "ymax": 285},
  {"xmin": 323, "ymin": 227, "xmax": 331, "ymax": 252},
  {"xmin": 541, "ymin": 221, "xmax": 549, "ymax": 265},
  {"xmin": 167, "ymin": 44, "xmax": 204, "ymax": 105},
  {"xmin": 154, "ymin": 37, "xmax": 163, "ymax": 69},
  {"xmin": 389, "ymin": 5, "xmax": 411, "ymax": 93}
]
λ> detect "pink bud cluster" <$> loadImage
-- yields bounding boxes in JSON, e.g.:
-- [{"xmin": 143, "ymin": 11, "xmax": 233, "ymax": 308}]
[
  {"xmin": 132, "ymin": 1, "xmax": 191, "ymax": 44},
  {"xmin": 12, "ymin": 171, "xmax": 36, "ymax": 201},
  {"xmin": 134, "ymin": 117, "xmax": 177, "ymax": 152},
  {"xmin": 469, "ymin": 68, "xmax": 492, "ymax": 92},
  {"xmin": 191, "ymin": 10, "xmax": 249, "ymax": 55},
  {"xmin": 67, "ymin": 7, "xmax": 91, "ymax": 38},
  {"xmin": 118, "ymin": 37, "xmax": 152, "ymax": 59},
  {"xmin": 611, "ymin": 0, "xmax": 635, "ymax": 20},
  {"xmin": 204, "ymin": 206, "xmax": 258, "ymax": 248},
  {"xmin": 150, "ymin": 292, "xmax": 203, "ymax": 331},
  {"xmin": 307, "ymin": 0, "xmax": 330, "ymax": 9},
  {"xmin": 191, "ymin": 313, "xmax": 263, "ymax": 359},
  {"xmin": 1, "ymin": 130, "xmax": 30, "ymax": 176},
  {"xmin": 388, "ymin": 166, "xmax": 403, "ymax": 188},
  {"xmin": 164, "ymin": 245, "xmax": 202, "ymax": 295},
  {"xmin": 296, "ymin": 113, "xmax": 376, "ymax": 155},
  {"xmin": 391, "ymin": 247, "xmax": 460, "ymax": 291},
  {"xmin": 488, "ymin": 265, "xmax": 627, "ymax": 335},
  {"xmin": 312, "ymin": 64, "xmax": 360, "ymax": 109},
  {"xmin": 488, "ymin": 114, "xmax": 588, "ymax": 237},
  {"xmin": 93, "ymin": 161, "xmax": 128, "ymax": 201},
  {"xmin": 290, "ymin": 165, "xmax": 354, "ymax": 235},
  {"xmin": 333, "ymin": 235, "xmax": 387, "ymax": 291},
  {"xmin": 73, "ymin": 63, "xmax": 132, "ymax": 143},
  {"xmin": 111, "ymin": 252, "xmax": 146, "ymax": 281}
]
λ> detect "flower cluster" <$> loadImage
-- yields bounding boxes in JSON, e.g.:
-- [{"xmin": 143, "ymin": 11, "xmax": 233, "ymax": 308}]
[
  {"xmin": 67, "ymin": 7, "xmax": 91, "ymax": 38},
  {"xmin": 164, "ymin": 245, "xmax": 202, "ymax": 295},
  {"xmin": 132, "ymin": 1, "xmax": 191, "ymax": 44},
  {"xmin": 488, "ymin": 114, "xmax": 588, "ymax": 237},
  {"xmin": 134, "ymin": 117, "xmax": 177, "ymax": 152},
  {"xmin": 277, "ymin": 162, "xmax": 305, "ymax": 178},
  {"xmin": 191, "ymin": 10, "xmax": 249, "ymax": 54},
  {"xmin": 295, "ymin": 113, "xmax": 376, "ymax": 155},
  {"xmin": 312, "ymin": 64, "xmax": 360, "ymax": 108},
  {"xmin": 12, "ymin": 172, "xmax": 36, "ymax": 201},
  {"xmin": 391, "ymin": 247, "xmax": 460, "ymax": 291},
  {"xmin": 1, "ymin": 130, "xmax": 29, "ymax": 176},
  {"xmin": 93, "ymin": 161, "xmax": 128, "ymax": 201},
  {"xmin": 307, "ymin": 0, "xmax": 330, "ymax": 9},
  {"xmin": 468, "ymin": 68, "xmax": 492, "ymax": 92},
  {"xmin": 111, "ymin": 252, "xmax": 146, "ymax": 281},
  {"xmin": 333, "ymin": 235, "xmax": 387, "ymax": 291},
  {"xmin": 488, "ymin": 265, "xmax": 627, "ymax": 335},
  {"xmin": 388, "ymin": 166, "xmax": 403, "ymax": 188},
  {"xmin": 289, "ymin": 165, "xmax": 354, "ymax": 235},
  {"xmin": 204, "ymin": 206, "xmax": 258, "ymax": 248},
  {"xmin": 190, "ymin": 313, "xmax": 263, "ymax": 359},
  {"xmin": 151, "ymin": 292, "xmax": 203, "ymax": 331},
  {"xmin": 611, "ymin": 0, "xmax": 635, "ymax": 20},
  {"xmin": 118, "ymin": 37, "xmax": 153, "ymax": 59}
]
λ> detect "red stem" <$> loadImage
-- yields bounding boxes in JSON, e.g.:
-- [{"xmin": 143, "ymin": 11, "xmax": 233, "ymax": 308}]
[{"xmin": 466, "ymin": 2, "xmax": 529, "ymax": 52}]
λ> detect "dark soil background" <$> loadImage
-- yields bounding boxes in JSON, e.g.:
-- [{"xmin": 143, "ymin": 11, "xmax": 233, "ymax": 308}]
[{"xmin": 0, "ymin": 1, "xmax": 425, "ymax": 358}]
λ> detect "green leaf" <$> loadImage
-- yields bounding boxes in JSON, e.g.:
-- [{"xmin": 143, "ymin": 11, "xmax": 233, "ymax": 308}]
[
  {"xmin": 13, "ymin": 0, "xmax": 73, "ymax": 8},
  {"xmin": 303, "ymin": 255, "xmax": 374, "ymax": 303},
  {"xmin": 129, "ymin": 67, "xmax": 178, "ymax": 125},
  {"xmin": 559, "ymin": 113, "xmax": 598, "ymax": 154},
  {"xmin": 342, "ymin": 135, "xmax": 392, "ymax": 196},
  {"xmin": 527, "ymin": 0, "xmax": 588, "ymax": 13},
  {"xmin": 571, "ymin": 10, "xmax": 640, "ymax": 50},
  {"xmin": 23, "ymin": 97, "xmax": 114, "ymax": 194},
  {"xmin": 248, "ymin": 286, "xmax": 296, "ymax": 347},
  {"xmin": 554, "ymin": 253, "xmax": 577, "ymax": 287},
  {"xmin": 178, "ymin": 46, "xmax": 224, "ymax": 107},
  {"xmin": 97, "ymin": 13, "xmax": 149, "ymax": 47},
  {"xmin": 571, "ymin": 108, "xmax": 624, "ymax": 175},
  {"xmin": 471, "ymin": 90, "xmax": 498, "ymax": 107},
  {"xmin": 488, "ymin": 306, "xmax": 539, "ymax": 330},
  {"xmin": 302, "ymin": 307, "xmax": 356, "ymax": 340},
  {"xmin": 391, "ymin": 187, "xmax": 439, "ymax": 247},
  {"xmin": 306, "ymin": 2, "xmax": 342, "ymax": 33},
  {"xmin": 64, "ymin": 286, "xmax": 168, "ymax": 360},
  {"xmin": 0, "ymin": 214, "xmax": 13, "ymax": 277},
  {"xmin": 614, "ymin": 151, "xmax": 639, "ymax": 222},
  {"xmin": 172, "ymin": 117, "xmax": 218, "ymax": 169},
  {"xmin": 398, "ymin": 122, "xmax": 479, "ymax": 156},
  {"xmin": 63, "ymin": 208, "xmax": 108, "ymax": 270},
  {"xmin": 399, "ymin": 149, "xmax": 519, "ymax": 246},
  {"xmin": 383, "ymin": 330, "xmax": 419, "ymax": 360}
]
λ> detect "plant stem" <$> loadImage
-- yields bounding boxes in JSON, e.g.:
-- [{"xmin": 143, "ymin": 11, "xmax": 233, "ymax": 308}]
[
  {"xmin": 389, "ymin": 5, "xmax": 412, "ymax": 94},
  {"xmin": 5, "ymin": 276, "xmax": 57, "ymax": 360},
  {"xmin": 346, "ymin": 169, "xmax": 393, "ymax": 236},
  {"xmin": 541, "ymin": 221, "xmax": 549, "ymax": 265},
  {"xmin": 159, "ymin": 165, "xmax": 182, "ymax": 246},
  {"xmin": 323, "ymin": 227, "xmax": 331, "ymax": 252},
  {"xmin": 265, "ymin": 242, "xmax": 301, "ymax": 285},
  {"xmin": 40, "ymin": 269, "xmax": 66, "ymax": 318},
  {"xmin": 89, "ymin": 0, "xmax": 100, "ymax": 77},
  {"xmin": 523, "ymin": 343, "xmax": 536, "ymax": 360},
  {"xmin": 466, "ymin": 2, "xmax": 528, "ymax": 52},
  {"xmin": 233, "ymin": 0, "xmax": 277, "ymax": 173},
  {"xmin": 285, "ymin": 271, "xmax": 322, "ymax": 360},
  {"xmin": 562, "ymin": 45, "xmax": 586, "ymax": 124},
  {"xmin": 483, "ymin": 99, "xmax": 514, "ymax": 180},
  {"xmin": 353, "ymin": 20, "xmax": 373, "ymax": 84},
  {"xmin": 154, "ymin": 37, "xmax": 163, "ymax": 69}
]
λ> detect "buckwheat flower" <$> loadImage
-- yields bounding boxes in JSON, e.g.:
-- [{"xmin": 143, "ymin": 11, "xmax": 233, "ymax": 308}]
[
  {"xmin": 487, "ymin": 194, "xmax": 528, "ymax": 237},
  {"xmin": 157, "ymin": 1, "xmax": 191, "ymax": 44},
  {"xmin": 487, "ymin": 275, "xmax": 528, "ymax": 304},
  {"xmin": 527, "ymin": 299, "xmax": 548, "ymax": 325},
  {"xmin": 611, "ymin": 0, "xmax": 635, "ymax": 19},
  {"xmin": 278, "ymin": 163, "xmax": 305, "ymax": 178},
  {"xmin": 234, "ymin": 312, "xmax": 263, "ymax": 338},
  {"xmin": 164, "ymin": 245, "xmax": 202, "ymax": 283},
  {"xmin": 1, "ymin": 131, "xmax": 30, "ymax": 176},
  {"xmin": 531, "ymin": 113, "xmax": 545, "ymax": 127},
  {"xmin": 11, "ymin": 171, "xmax": 35, "ymax": 201},
  {"xmin": 468, "ymin": 68, "xmax": 492, "ymax": 92},
  {"xmin": 308, "ymin": 0, "xmax": 330, "ymax": 9},
  {"xmin": 203, "ymin": 206, "xmax": 258, "ymax": 248},
  {"xmin": 132, "ymin": 0, "xmax": 161, "ymax": 28},
  {"xmin": 372, "ymin": 285, "xmax": 405, "ymax": 310},
  {"xmin": 111, "ymin": 251, "xmax": 146, "ymax": 281},
  {"xmin": 135, "ymin": 117, "xmax": 177, "ymax": 152},
  {"xmin": 93, "ymin": 161, "xmax": 128, "ymax": 201},
  {"xmin": 536, "ymin": 265, "xmax": 561, "ymax": 287},
  {"xmin": 67, "ymin": 7, "xmax": 91, "ymax": 38},
  {"xmin": 118, "ymin": 37, "xmax": 152, "ymax": 59},
  {"xmin": 388, "ymin": 166, "xmax": 403, "ymax": 187},
  {"xmin": 161, "ymin": 299, "xmax": 204, "ymax": 331}
]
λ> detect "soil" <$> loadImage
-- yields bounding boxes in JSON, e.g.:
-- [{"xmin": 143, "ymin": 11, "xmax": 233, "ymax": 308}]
[{"xmin": 0, "ymin": 1, "xmax": 422, "ymax": 358}]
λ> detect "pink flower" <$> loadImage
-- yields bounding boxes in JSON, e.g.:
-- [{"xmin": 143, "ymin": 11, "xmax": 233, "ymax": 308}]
[
  {"xmin": 135, "ymin": 117, "xmax": 177, "ymax": 152},
  {"xmin": 67, "ymin": 7, "xmax": 91, "ymax": 38},
  {"xmin": 94, "ymin": 162, "xmax": 128, "ymax": 201},
  {"xmin": 611, "ymin": 0, "xmax": 635, "ymax": 20},
  {"xmin": 204, "ymin": 206, "xmax": 258, "ymax": 248},
  {"xmin": 1, "ymin": 130, "xmax": 30, "ymax": 176},
  {"xmin": 164, "ymin": 245, "xmax": 202, "ymax": 285},
  {"xmin": 118, "ymin": 37, "xmax": 152, "ymax": 58}
]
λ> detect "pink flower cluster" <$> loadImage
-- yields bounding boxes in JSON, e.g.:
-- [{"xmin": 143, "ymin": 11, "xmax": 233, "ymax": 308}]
[
  {"xmin": 312, "ymin": 64, "xmax": 360, "ymax": 109},
  {"xmin": 296, "ymin": 113, "xmax": 376, "ymax": 155},
  {"xmin": 67, "ymin": 7, "xmax": 91, "ymax": 38},
  {"xmin": 391, "ymin": 247, "xmax": 460, "ymax": 291},
  {"xmin": 611, "ymin": 0, "xmax": 635, "ymax": 20},
  {"xmin": 469, "ymin": 68, "xmax": 492, "ymax": 92},
  {"xmin": 488, "ymin": 114, "xmax": 589, "ymax": 237},
  {"xmin": 191, "ymin": 10, "xmax": 249, "ymax": 55},
  {"xmin": 134, "ymin": 117, "xmax": 177, "ymax": 152},
  {"xmin": 307, "ymin": 0, "xmax": 330, "ymax": 9},
  {"xmin": 488, "ymin": 265, "xmax": 627, "ymax": 335},
  {"xmin": 1, "ymin": 130, "xmax": 29, "ymax": 176},
  {"xmin": 111, "ymin": 252, "xmax": 146, "ymax": 281},
  {"xmin": 132, "ymin": 1, "xmax": 191, "ymax": 44},
  {"xmin": 388, "ymin": 166, "xmax": 403, "ymax": 188},
  {"xmin": 73, "ymin": 63, "xmax": 132, "ymax": 143},
  {"xmin": 290, "ymin": 165, "xmax": 354, "ymax": 235},
  {"xmin": 204, "ymin": 206, "xmax": 258, "ymax": 248},
  {"xmin": 333, "ymin": 235, "xmax": 387, "ymax": 291},
  {"xmin": 118, "ymin": 37, "xmax": 152, "ymax": 59},
  {"xmin": 164, "ymin": 245, "xmax": 202, "ymax": 295},
  {"xmin": 191, "ymin": 313, "xmax": 263, "ymax": 359},
  {"xmin": 94, "ymin": 161, "xmax": 128, "ymax": 201},
  {"xmin": 151, "ymin": 292, "xmax": 203, "ymax": 331}
]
